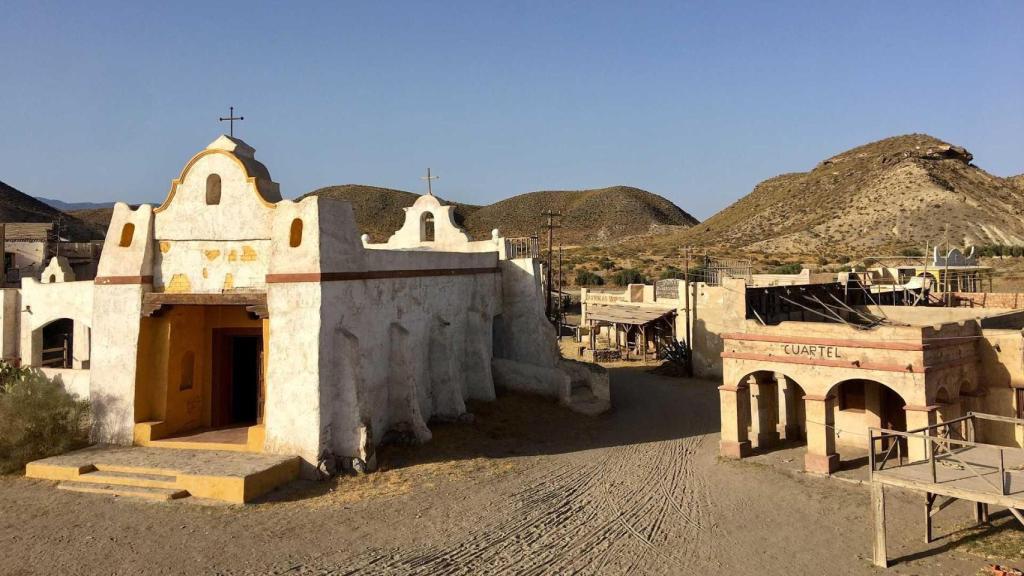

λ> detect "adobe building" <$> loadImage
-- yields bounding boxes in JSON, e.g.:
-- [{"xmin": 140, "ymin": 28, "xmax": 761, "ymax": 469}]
[
  {"xmin": 9, "ymin": 135, "xmax": 607, "ymax": 488},
  {"xmin": 580, "ymin": 273, "xmax": 1024, "ymax": 475}
]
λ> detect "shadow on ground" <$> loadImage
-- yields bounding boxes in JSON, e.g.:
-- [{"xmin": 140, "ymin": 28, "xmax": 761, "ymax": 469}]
[{"xmin": 263, "ymin": 366, "xmax": 722, "ymax": 503}]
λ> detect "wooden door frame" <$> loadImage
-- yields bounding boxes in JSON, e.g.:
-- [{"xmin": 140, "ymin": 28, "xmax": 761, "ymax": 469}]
[{"xmin": 211, "ymin": 327, "xmax": 265, "ymax": 428}]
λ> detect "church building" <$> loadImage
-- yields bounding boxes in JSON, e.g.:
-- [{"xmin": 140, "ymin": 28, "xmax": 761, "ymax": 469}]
[{"xmin": 11, "ymin": 135, "xmax": 607, "ymax": 493}]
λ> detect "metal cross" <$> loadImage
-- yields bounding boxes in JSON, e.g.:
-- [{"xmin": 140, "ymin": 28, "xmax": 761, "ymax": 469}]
[
  {"xmin": 219, "ymin": 106, "xmax": 244, "ymax": 137},
  {"xmin": 420, "ymin": 168, "xmax": 439, "ymax": 196}
]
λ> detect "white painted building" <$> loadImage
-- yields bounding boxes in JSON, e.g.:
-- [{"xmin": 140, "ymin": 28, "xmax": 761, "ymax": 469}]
[{"xmin": 3, "ymin": 135, "xmax": 608, "ymax": 477}]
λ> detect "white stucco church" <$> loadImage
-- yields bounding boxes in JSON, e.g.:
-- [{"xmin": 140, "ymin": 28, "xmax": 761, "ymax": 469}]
[{"xmin": 8, "ymin": 135, "xmax": 608, "ymax": 480}]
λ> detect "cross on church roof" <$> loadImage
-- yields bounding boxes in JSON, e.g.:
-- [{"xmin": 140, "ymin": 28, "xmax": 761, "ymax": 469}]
[
  {"xmin": 219, "ymin": 106, "xmax": 244, "ymax": 137},
  {"xmin": 420, "ymin": 168, "xmax": 439, "ymax": 196}
]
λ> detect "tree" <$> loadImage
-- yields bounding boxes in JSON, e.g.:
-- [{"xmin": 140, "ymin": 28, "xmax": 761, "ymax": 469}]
[
  {"xmin": 574, "ymin": 269, "xmax": 604, "ymax": 286},
  {"xmin": 610, "ymin": 268, "xmax": 647, "ymax": 286}
]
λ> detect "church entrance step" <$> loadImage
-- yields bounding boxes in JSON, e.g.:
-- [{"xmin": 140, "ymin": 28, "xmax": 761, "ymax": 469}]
[
  {"xmin": 80, "ymin": 469, "xmax": 179, "ymax": 490},
  {"xmin": 57, "ymin": 481, "xmax": 190, "ymax": 501}
]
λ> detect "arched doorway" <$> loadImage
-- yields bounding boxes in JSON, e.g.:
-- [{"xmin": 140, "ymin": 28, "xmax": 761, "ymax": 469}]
[
  {"xmin": 825, "ymin": 379, "xmax": 908, "ymax": 469},
  {"xmin": 40, "ymin": 318, "xmax": 74, "ymax": 368},
  {"xmin": 738, "ymin": 370, "xmax": 806, "ymax": 451}
]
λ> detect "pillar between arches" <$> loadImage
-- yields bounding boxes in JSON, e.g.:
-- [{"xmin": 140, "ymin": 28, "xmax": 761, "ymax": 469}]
[
  {"xmin": 804, "ymin": 393, "xmax": 839, "ymax": 475},
  {"xmin": 748, "ymin": 374, "xmax": 779, "ymax": 449},
  {"xmin": 776, "ymin": 374, "xmax": 802, "ymax": 441},
  {"xmin": 719, "ymin": 383, "xmax": 751, "ymax": 459}
]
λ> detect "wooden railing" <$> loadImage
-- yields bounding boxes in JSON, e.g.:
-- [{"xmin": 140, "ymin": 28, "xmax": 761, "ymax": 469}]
[
  {"xmin": 869, "ymin": 412, "xmax": 1024, "ymax": 498},
  {"xmin": 40, "ymin": 339, "xmax": 70, "ymax": 368}
]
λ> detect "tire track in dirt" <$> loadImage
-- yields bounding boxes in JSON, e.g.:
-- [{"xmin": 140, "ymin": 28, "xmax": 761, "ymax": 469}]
[{"xmin": 311, "ymin": 431, "xmax": 719, "ymax": 576}]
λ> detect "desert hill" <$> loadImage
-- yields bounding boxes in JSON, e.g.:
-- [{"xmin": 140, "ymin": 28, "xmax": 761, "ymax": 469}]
[
  {"xmin": 56, "ymin": 184, "xmax": 695, "ymax": 245},
  {"xmin": 0, "ymin": 181, "xmax": 102, "ymax": 241},
  {"xmin": 462, "ymin": 186, "xmax": 697, "ymax": 245},
  {"xmin": 301, "ymin": 185, "xmax": 480, "ymax": 242},
  {"xmin": 302, "ymin": 184, "xmax": 696, "ymax": 245},
  {"xmin": 667, "ymin": 134, "xmax": 1024, "ymax": 257}
]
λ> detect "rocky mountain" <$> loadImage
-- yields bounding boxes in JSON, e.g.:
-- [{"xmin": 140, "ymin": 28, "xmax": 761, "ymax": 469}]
[
  {"xmin": 302, "ymin": 184, "xmax": 697, "ymax": 245},
  {"xmin": 670, "ymin": 134, "xmax": 1024, "ymax": 257},
  {"xmin": 0, "ymin": 181, "xmax": 103, "ymax": 241}
]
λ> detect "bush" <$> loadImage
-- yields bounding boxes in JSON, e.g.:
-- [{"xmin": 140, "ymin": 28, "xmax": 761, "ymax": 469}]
[
  {"xmin": 609, "ymin": 268, "xmax": 647, "ymax": 286},
  {"xmin": 0, "ymin": 363, "xmax": 90, "ymax": 474},
  {"xmin": 659, "ymin": 266, "xmax": 686, "ymax": 280},
  {"xmin": 575, "ymin": 269, "xmax": 604, "ymax": 286},
  {"xmin": 597, "ymin": 257, "xmax": 616, "ymax": 270},
  {"xmin": 769, "ymin": 263, "xmax": 803, "ymax": 275}
]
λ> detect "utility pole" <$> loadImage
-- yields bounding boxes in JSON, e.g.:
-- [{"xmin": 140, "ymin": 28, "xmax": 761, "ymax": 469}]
[
  {"xmin": 541, "ymin": 210, "xmax": 562, "ymax": 321},
  {"xmin": 557, "ymin": 245, "xmax": 564, "ymax": 337},
  {"xmin": 682, "ymin": 247, "xmax": 694, "ymax": 377}
]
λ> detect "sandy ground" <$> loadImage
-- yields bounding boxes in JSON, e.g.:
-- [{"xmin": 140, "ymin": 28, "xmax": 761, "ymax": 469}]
[{"xmin": 1, "ymin": 366, "xmax": 1021, "ymax": 575}]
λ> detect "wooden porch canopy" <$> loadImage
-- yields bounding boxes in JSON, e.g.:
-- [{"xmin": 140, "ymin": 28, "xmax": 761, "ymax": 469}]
[{"xmin": 586, "ymin": 304, "xmax": 677, "ymax": 362}]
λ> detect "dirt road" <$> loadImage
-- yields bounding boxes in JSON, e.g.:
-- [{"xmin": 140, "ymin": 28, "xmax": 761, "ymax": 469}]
[{"xmin": 0, "ymin": 367, "xmax": 1018, "ymax": 575}]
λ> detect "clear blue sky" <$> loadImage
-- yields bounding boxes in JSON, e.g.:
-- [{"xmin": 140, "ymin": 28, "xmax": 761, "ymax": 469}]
[{"xmin": 1, "ymin": 1, "xmax": 1021, "ymax": 219}]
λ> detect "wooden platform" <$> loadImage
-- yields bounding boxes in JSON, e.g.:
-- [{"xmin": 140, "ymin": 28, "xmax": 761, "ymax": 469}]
[
  {"xmin": 868, "ymin": 412, "xmax": 1024, "ymax": 568},
  {"xmin": 874, "ymin": 444, "xmax": 1024, "ymax": 508},
  {"xmin": 25, "ymin": 445, "xmax": 300, "ymax": 503}
]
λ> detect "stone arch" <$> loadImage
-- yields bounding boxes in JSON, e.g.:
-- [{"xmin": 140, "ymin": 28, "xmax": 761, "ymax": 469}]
[
  {"xmin": 420, "ymin": 212, "xmax": 435, "ymax": 242},
  {"xmin": 737, "ymin": 370, "xmax": 808, "ymax": 450},
  {"xmin": 826, "ymin": 378, "xmax": 908, "ymax": 433}
]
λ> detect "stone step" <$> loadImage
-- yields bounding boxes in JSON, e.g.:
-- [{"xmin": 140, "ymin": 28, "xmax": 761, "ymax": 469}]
[
  {"xmin": 81, "ymin": 469, "xmax": 179, "ymax": 490},
  {"xmin": 57, "ymin": 481, "xmax": 189, "ymax": 501}
]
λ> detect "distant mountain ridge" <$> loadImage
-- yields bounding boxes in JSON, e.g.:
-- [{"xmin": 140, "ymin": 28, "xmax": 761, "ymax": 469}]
[
  {"xmin": 662, "ymin": 134, "xmax": 1024, "ymax": 256},
  {"xmin": 301, "ymin": 184, "xmax": 698, "ymax": 244},
  {"xmin": 0, "ymin": 181, "xmax": 102, "ymax": 241},
  {"xmin": 37, "ymin": 197, "xmax": 116, "ymax": 211}
]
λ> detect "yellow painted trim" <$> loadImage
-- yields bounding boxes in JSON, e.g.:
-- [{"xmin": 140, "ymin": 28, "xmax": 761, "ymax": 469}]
[{"xmin": 154, "ymin": 148, "xmax": 277, "ymax": 213}]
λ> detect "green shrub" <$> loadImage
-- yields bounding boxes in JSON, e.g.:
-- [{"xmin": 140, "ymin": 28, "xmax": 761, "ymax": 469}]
[
  {"xmin": 609, "ymin": 268, "xmax": 647, "ymax": 286},
  {"xmin": 0, "ymin": 363, "xmax": 90, "ymax": 474},
  {"xmin": 597, "ymin": 257, "xmax": 616, "ymax": 270},
  {"xmin": 575, "ymin": 269, "xmax": 604, "ymax": 286},
  {"xmin": 769, "ymin": 263, "xmax": 803, "ymax": 274}
]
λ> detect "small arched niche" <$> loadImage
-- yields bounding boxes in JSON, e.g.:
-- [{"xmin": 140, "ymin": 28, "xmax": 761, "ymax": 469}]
[
  {"xmin": 289, "ymin": 218, "xmax": 303, "ymax": 248},
  {"xmin": 119, "ymin": 223, "xmax": 135, "ymax": 247},
  {"xmin": 420, "ymin": 212, "xmax": 435, "ymax": 242},
  {"xmin": 206, "ymin": 174, "xmax": 222, "ymax": 205}
]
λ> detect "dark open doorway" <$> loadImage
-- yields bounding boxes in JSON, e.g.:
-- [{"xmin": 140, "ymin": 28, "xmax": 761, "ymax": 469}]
[{"xmin": 212, "ymin": 329, "xmax": 263, "ymax": 428}]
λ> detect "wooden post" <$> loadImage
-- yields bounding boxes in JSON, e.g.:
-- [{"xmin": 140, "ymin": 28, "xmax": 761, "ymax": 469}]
[
  {"xmin": 1000, "ymin": 449, "xmax": 1006, "ymax": 495},
  {"xmin": 975, "ymin": 502, "xmax": 989, "ymax": 525},
  {"xmin": 640, "ymin": 325, "xmax": 647, "ymax": 364},
  {"xmin": 924, "ymin": 492, "xmax": 934, "ymax": 543},
  {"xmin": 929, "ymin": 438, "xmax": 937, "ymax": 483},
  {"xmin": 872, "ymin": 482, "xmax": 889, "ymax": 568}
]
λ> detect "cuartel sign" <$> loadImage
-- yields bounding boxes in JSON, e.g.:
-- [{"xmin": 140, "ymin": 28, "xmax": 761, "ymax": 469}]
[{"xmin": 782, "ymin": 344, "xmax": 843, "ymax": 359}]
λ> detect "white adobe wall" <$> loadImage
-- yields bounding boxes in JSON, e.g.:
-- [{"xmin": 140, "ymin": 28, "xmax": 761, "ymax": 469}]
[
  {"xmin": 0, "ymin": 288, "xmax": 20, "ymax": 360},
  {"xmin": 89, "ymin": 203, "xmax": 154, "ymax": 444}
]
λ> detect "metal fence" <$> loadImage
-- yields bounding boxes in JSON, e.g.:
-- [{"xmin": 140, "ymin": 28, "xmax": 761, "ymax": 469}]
[{"xmin": 505, "ymin": 236, "xmax": 540, "ymax": 259}]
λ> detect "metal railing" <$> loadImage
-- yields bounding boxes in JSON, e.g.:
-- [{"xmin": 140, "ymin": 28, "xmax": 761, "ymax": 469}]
[
  {"xmin": 505, "ymin": 236, "xmax": 540, "ymax": 259},
  {"xmin": 869, "ymin": 412, "xmax": 1024, "ymax": 498}
]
